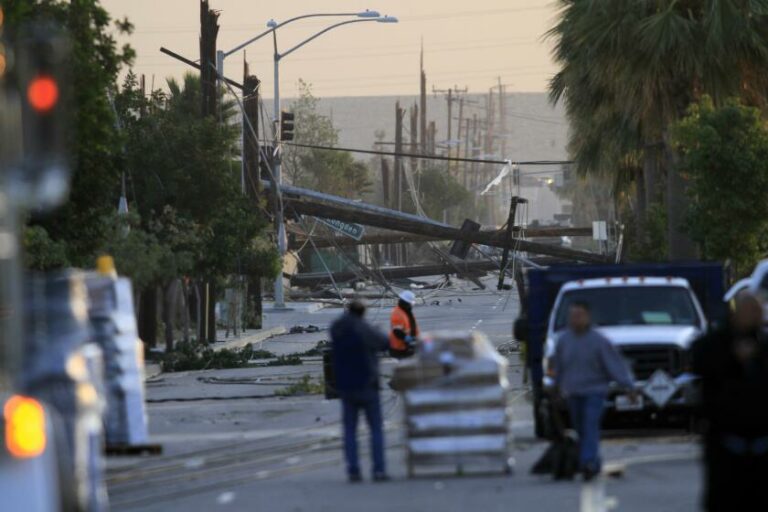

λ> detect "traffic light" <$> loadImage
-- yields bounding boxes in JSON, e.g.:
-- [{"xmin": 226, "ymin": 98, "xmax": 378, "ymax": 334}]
[
  {"xmin": 280, "ymin": 110, "xmax": 294, "ymax": 141},
  {"xmin": 12, "ymin": 22, "xmax": 71, "ymax": 210}
]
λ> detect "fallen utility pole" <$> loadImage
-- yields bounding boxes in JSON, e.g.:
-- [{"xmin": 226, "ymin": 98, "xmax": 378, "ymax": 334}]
[
  {"xmin": 267, "ymin": 181, "xmax": 609, "ymax": 264},
  {"xmin": 291, "ymin": 256, "xmax": 565, "ymax": 288},
  {"xmin": 288, "ymin": 227, "xmax": 592, "ymax": 250}
]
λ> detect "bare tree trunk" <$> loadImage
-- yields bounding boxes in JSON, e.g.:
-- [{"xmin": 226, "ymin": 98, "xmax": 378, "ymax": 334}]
[
  {"xmin": 195, "ymin": 281, "xmax": 203, "ymax": 343},
  {"xmin": 162, "ymin": 280, "xmax": 180, "ymax": 353},
  {"xmin": 138, "ymin": 285, "xmax": 157, "ymax": 348},
  {"xmin": 181, "ymin": 279, "xmax": 190, "ymax": 343},
  {"xmin": 664, "ymin": 137, "xmax": 697, "ymax": 260},
  {"xmin": 206, "ymin": 281, "xmax": 217, "ymax": 344},
  {"xmin": 643, "ymin": 142, "xmax": 660, "ymax": 207}
]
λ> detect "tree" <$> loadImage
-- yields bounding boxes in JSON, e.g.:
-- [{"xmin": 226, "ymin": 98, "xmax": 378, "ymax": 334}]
[
  {"xmin": 115, "ymin": 72, "xmax": 278, "ymax": 346},
  {"xmin": 548, "ymin": 1, "xmax": 768, "ymax": 259},
  {"xmin": 5, "ymin": 0, "xmax": 135, "ymax": 267},
  {"xmin": 416, "ymin": 166, "xmax": 472, "ymax": 222},
  {"xmin": 674, "ymin": 97, "xmax": 768, "ymax": 275},
  {"xmin": 283, "ymin": 79, "xmax": 338, "ymax": 187}
]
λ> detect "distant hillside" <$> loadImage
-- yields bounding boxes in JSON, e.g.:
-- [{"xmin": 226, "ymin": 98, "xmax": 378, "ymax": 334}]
[{"xmin": 283, "ymin": 92, "xmax": 569, "ymax": 164}]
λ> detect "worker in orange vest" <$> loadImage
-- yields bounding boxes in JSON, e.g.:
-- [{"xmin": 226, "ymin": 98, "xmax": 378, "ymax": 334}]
[{"xmin": 389, "ymin": 291, "xmax": 418, "ymax": 358}]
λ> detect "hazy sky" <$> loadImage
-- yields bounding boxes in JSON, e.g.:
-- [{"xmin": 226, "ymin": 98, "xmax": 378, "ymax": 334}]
[{"xmin": 101, "ymin": 0, "xmax": 560, "ymax": 98}]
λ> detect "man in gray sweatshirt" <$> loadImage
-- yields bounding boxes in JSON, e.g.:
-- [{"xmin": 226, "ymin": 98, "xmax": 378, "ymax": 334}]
[{"xmin": 552, "ymin": 300, "xmax": 635, "ymax": 480}]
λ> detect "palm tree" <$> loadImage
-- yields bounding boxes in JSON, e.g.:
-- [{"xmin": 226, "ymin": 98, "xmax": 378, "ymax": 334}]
[{"xmin": 549, "ymin": 0, "xmax": 768, "ymax": 258}]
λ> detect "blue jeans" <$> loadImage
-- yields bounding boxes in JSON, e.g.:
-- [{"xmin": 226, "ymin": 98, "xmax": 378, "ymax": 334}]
[
  {"xmin": 339, "ymin": 389, "xmax": 385, "ymax": 476},
  {"xmin": 566, "ymin": 393, "xmax": 606, "ymax": 472}
]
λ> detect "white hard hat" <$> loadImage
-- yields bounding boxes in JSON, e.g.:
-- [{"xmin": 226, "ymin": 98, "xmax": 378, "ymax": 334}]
[{"xmin": 399, "ymin": 290, "xmax": 417, "ymax": 305}]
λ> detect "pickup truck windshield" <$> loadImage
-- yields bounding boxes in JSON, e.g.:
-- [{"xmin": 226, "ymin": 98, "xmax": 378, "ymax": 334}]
[{"xmin": 554, "ymin": 286, "xmax": 699, "ymax": 330}]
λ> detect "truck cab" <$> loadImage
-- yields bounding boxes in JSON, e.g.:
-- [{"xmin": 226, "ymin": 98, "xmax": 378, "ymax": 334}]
[
  {"xmin": 514, "ymin": 262, "xmax": 726, "ymax": 438},
  {"xmin": 543, "ymin": 277, "xmax": 705, "ymax": 415}
]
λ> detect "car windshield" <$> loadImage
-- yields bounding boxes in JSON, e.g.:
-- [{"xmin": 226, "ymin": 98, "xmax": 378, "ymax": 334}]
[{"xmin": 554, "ymin": 286, "xmax": 699, "ymax": 329}]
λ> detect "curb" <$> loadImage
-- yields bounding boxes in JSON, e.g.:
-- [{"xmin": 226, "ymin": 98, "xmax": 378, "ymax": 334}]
[{"xmin": 212, "ymin": 326, "xmax": 288, "ymax": 352}]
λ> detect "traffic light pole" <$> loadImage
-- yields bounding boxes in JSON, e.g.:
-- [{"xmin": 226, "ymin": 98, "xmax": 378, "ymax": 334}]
[{"xmin": 272, "ymin": 33, "xmax": 287, "ymax": 309}]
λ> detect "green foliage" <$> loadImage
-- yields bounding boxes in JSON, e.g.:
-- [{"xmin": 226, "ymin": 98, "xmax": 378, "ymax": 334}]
[
  {"xmin": 22, "ymin": 225, "xmax": 70, "ymax": 270},
  {"xmin": 281, "ymin": 80, "xmax": 372, "ymax": 198},
  {"xmin": 416, "ymin": 166, "xmax": 472, "ymax": 221},
  {"xmin": 99, "ymin": 212, "xmax": 170, "ymax": 290},
  {"xmin": 302, "ymin": 150, "xmax": 372, "ymax": 198},
  {"xmin": 674, "ymin": 97, "xmax": 768, "ymax": 275},
  {"xmin": 5, "ymin": 0, "xmax": 135, "ymax": 266},
  {"xmin": 624, "ymin": 203, "xmax": 668, "ymax": 261},
  {"xmin": 161, "ymin": 342, "xmax": 266, "ymax": 372},
  {"xmin": 114, "ymin": 72, "xmax": 278, "ymax": 283},
  {"xmin": 275, "ymin": 374, "xmax": 324, "ymax": 396},
  {"xmin": 548, "ymin": 1, "xmax": 768, "ymax": 253}
]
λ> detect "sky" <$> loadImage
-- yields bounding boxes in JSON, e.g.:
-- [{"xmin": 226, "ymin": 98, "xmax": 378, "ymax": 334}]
[{"xmin": 100, "ymin": 0, "xmax": 560, "ymax": 99}]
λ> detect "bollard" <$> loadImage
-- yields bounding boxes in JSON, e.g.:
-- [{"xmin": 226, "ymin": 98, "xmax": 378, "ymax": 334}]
[{"xmin": 86, "ymin": 268, "xmax": 149, "ymax": 447}]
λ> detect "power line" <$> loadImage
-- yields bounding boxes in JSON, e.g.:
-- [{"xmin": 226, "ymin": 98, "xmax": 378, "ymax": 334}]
[{"xmin": 283, "ymin": 141, "xmax": 571, "ymax": 166}]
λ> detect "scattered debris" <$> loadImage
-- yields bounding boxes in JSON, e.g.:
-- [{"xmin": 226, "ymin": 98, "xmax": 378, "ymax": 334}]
[
  {"xmin": 266, "ymin": 355, "xmax": 303, "ymax": 366},
  {"xmin": 297, "ymin": 340, "xmax": 331, "ymax": 357},
  {"xmin": 276, "ymin": 375, "xmax": 325, "ymax": 396},
  {"xmin": 289, "ymin": 324, "xmax": 321, "ymax": 334},
  {"xmin": 162, "ymin": 342, "xmax": 271, "ymax": 372}
]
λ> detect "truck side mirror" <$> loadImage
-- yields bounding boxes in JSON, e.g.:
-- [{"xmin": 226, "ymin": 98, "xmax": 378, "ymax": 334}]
[{"xmin": 514, "ymin": 317, "xmax": 528, "ymax": 342}]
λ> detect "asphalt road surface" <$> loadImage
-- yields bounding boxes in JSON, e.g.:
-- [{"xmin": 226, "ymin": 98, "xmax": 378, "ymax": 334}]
[{"xmin": 107, "ymin": 278, "xmax": 703, "ymax": 512}]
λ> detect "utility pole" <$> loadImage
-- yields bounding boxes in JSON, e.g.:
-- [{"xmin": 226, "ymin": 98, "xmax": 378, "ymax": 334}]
[
  {"xmin": 410, "ymin": 104, "xmax": 418, "ymax": 175},
  {"xmin": 243, "ymin": 60, "xmax": 263, "ymax": 329},
  {"xmin": 394, "ymin": 102, "xmax": 405, "ymax": 264},
  {"xmin": 484, "ymin": 88, "xmax": 496, "ymax": 226},
  {"xmin": 497, "ymin": 196, "xmax": 527, "ymax": 290},
  {"xmin": 463, "ymin": 117, "xmax": 471, "ymax": 189},
  {"xmin": 420, "ymin": 41, "xmax": 427, "ymax": 156},
  {"xmin": 432, "ymin": 85, "xmax": 467, "ymax": 167},
  {"xmin": 199, "ymin": 0, "xmax": 219, "ymax": 119},
  {"xmin": 199, "ymin": 0, "xmax": 219, "ymax": 342}
]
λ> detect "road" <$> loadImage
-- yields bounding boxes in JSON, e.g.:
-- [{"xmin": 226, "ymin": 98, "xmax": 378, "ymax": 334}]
[{"xmin": 107, "ymin": 278, "xmax": 703, "ymax": 512}]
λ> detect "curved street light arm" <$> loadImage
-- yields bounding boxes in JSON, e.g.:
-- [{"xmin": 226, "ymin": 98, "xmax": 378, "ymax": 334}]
[
  {"xmin": 224, "ymin": 12, "xmax": 365, "ymax": 57},
  {"xmin": 278, "ymin": 18, "xmax": 379, "ymax": 60}
]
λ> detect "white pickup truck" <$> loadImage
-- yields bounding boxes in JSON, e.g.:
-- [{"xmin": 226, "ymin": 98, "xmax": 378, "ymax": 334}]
[{"xmin": 543, "ymin": 276, "xmax": 704, "ymax": 418}]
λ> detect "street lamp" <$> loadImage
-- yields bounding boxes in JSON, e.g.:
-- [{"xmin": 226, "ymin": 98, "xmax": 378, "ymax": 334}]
[{"xmin": 216, "ymin": 12, "xmax": 398, "ymax": 309}]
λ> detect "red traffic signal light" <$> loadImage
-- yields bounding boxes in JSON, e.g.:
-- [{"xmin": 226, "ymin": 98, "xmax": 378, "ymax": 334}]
[{"xmin": 26, "ymin": 74, "xmax": 58, "ymax": 112}]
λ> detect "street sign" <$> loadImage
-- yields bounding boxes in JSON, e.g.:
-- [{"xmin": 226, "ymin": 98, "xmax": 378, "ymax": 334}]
[
  {"xmin": 643, "ymin": 369, "xmax": 678, "ymax": 408},
  {"xmin": 313, "ymin": 216, "xmax": 365, "ymax": 241}
]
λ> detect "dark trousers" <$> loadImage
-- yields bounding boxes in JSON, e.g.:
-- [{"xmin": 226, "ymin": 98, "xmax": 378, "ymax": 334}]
[
  {"xmin": 339, "ymin": 389, "xmax": 385, "ymax": 476},
  {"xmin": 704, "ymin": 434, "xmax": 768, "ymax": 511},
  {"xmin": 566, "ymin": 393, "xmax": 606, "ymax": 472}
]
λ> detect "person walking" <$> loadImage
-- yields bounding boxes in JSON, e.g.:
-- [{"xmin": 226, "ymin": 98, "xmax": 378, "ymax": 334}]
[
  {"xmin": 330, "ymin": 300, "xmax": 390, "ymax": 483},
  {"xmin": 691, "ymin": 292, "xmax": 768, "ymax": 511},
  {"xmin": 551, "ymin": 301, "xmax": 635, "ymax": 480},
  {"xmin": 389, "ymin": 291, "xmax": 418, "ymax": 358}
]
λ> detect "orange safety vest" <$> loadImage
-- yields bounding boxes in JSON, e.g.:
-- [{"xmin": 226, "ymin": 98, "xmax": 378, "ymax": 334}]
[{"xmin": 389, "ymin": 305, "xmax": 418, "ymax": 352}]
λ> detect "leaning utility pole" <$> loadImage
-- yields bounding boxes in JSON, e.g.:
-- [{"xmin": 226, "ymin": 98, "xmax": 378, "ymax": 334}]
[{"xmin": 243, "ymin": 60, "xmax": 263, "ymax": 329}]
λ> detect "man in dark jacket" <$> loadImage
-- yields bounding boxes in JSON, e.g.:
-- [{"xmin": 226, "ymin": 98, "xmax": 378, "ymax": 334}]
[
  {"xmin": 691, "ymin": 292, "xmax": 768, "ymax": 511},
  {"xmin": 330, "ymin": 300, "xmax": 390, "ymax": 482}
]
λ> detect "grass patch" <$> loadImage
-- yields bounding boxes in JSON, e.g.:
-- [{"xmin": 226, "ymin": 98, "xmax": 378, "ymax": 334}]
[{"xmin": 276, "ymin": 374, "xmax": 325, "ymax": 396}]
